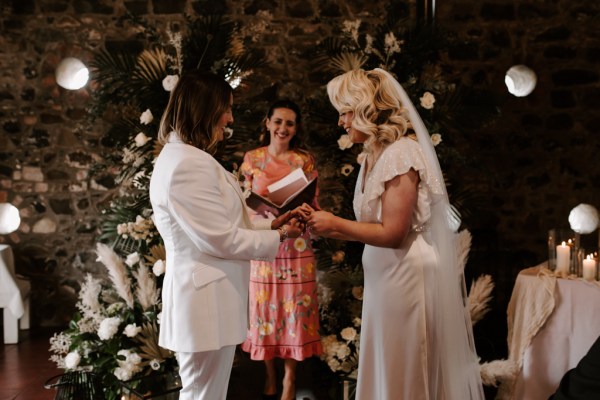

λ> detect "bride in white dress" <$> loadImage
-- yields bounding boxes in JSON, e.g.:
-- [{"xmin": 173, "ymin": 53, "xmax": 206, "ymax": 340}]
[{"xmin": 304, "ymin": 69, "xmax": 484, "ymax": 400}]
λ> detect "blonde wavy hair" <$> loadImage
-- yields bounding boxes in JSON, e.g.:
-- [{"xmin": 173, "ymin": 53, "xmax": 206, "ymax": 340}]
[{"xmin": 327, "ymin": 69, "xmax": 411, "ymax": 162}]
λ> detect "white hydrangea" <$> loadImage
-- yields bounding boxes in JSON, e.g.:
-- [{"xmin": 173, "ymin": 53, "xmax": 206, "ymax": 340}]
[
  {"xmin": 97, "ymin": 317, "xmax": 121, "ymax": 340},
  {"xmin": 113, "ymin": 349, "xmax": 143, "ymax": 381}
]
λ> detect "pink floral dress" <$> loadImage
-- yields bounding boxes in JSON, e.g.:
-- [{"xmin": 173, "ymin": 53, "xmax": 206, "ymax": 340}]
[{"xmin": 240, "ymin": 147, "xmax": 322, "ymax": 361}]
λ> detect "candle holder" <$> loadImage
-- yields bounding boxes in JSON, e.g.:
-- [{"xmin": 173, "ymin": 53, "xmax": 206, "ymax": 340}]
[{"xmin": 548, "ymin": 228, "xmax": 581, "ymax": 275}]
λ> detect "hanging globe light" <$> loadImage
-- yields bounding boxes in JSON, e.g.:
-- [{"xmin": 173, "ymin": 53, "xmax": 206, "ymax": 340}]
[
  {"xmin": 0, "ymin": 203, "xmax": 20, "ymax": 234},
  {"xmin": 505, "ymin": 65, "xmax": 537, "ymax": 97},
  {"xmin": 56, "ymin": 57, "xmax": 89, "ymax": 90}
]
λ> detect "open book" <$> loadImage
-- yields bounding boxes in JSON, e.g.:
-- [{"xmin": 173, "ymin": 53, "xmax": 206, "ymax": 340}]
[{"xmin": 246, "ymin": 168, "xmax": 317, "ymax": 216}]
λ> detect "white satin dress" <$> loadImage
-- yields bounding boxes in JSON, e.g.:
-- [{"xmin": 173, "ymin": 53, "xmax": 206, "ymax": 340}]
[{"xmin": 353, "ymin": 137, "xmax": 444, "ymax": 400}]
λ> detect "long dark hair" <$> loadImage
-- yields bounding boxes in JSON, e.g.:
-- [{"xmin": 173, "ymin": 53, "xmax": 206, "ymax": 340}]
[
  {"xmin": 259, "ymin": 99, "xmax": 307, "ymax": 152},
  {"xmin": 158, "ymin": 70, "xmax": 232, "ymax": 154}
]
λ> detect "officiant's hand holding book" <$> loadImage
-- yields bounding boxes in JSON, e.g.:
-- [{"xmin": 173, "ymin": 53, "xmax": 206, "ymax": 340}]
[{"xmin": 245, "ymin": 168, "xmax": 318, "ymax": 216}]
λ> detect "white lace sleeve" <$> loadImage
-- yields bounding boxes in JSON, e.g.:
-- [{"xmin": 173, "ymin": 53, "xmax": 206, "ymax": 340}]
[{"xmin": 362, "ymin": 137, "xmax": 444, "ymax": 229}]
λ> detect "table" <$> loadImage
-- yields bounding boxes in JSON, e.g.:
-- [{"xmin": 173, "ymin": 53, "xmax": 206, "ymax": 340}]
[
  {"xmin": 0, "ymin": 244, "xmax": 29, "ymax": 344},
  {"xmin": 505, "ymin": 262, "xmax": 600, "ymax": 399}
]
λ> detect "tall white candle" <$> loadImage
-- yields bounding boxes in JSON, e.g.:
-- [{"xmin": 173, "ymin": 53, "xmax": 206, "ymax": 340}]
[
  {"xmin": 582, "ymin": 255, "xmax": 597, "ymax": 281},
  {"xmin": 556, "ymin": 241, "xmax": 571, "ymax": 275}
]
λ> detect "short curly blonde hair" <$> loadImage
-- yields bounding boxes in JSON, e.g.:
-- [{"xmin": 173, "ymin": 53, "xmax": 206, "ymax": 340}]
[{"xmin": 327, "ymin": 69, "xmax": 410, "ymax": 157}]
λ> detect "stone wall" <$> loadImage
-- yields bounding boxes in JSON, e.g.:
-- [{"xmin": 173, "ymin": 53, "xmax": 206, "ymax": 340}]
[{"xmin": 0, "ymin": 0, "xmax": 598, "ymax": 338}]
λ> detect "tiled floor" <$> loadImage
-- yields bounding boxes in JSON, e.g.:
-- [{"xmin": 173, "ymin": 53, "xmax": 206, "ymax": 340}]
[{"xmin": 0, "ymin": 327, "xmax": 333, "ymax": 400}]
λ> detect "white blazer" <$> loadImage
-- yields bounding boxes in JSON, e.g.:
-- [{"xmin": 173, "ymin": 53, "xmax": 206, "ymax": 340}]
[{"xmin": 149, "ymin": 135, "xmax": 280, "ymax": 353}]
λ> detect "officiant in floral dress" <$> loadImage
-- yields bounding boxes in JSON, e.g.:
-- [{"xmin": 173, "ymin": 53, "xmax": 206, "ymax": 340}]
[{"xmin": 240, "ymin": 100, "xmax": 322, "ymax": 400}]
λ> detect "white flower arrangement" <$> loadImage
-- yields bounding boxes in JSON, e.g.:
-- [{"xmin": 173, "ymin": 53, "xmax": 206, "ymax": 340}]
[
  {"xmin": 117, "ymin": 215, "xmax": 156, "ymax": 242},
  {"xmin": 49, "ymin": 244, "xmax": 173, "ymax": 392},
  {"xmin": 318, "ymin": 264, "xmax": 364, "ymax": 379}
]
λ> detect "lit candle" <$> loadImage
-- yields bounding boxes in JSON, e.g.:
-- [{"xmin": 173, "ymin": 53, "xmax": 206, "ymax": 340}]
[
  {"xmin": 582, "ymin": 255, "xmax": 597, "ymax": 281},
  {"xmin": 556, "ymin": 241, "xmax": 571, "ymax": 275}
]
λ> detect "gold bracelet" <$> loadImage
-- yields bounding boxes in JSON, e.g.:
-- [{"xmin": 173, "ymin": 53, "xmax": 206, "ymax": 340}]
[{"xmin": 278, "ymin": 226, "xmax": 288, "ymax": 242}]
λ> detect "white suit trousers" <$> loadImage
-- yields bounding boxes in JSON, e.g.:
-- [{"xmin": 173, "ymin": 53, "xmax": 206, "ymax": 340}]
[{"xmin": 177, "ymin": 345, "xmax": 236, "ymax": 400}]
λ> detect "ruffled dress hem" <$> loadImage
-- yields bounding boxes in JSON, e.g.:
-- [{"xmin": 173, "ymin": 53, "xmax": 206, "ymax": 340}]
[{"xmin": 241, "ymin": 339, "xmax": 323, "ymax": 361}]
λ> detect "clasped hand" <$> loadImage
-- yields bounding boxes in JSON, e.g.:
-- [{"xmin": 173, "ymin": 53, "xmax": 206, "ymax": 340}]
[
  {"xmin": 272, "ymin": 204, "xmax": 336, "ymax": 238},
  {"xmin": 293, "ymin": 204, "xmax": 336, "ymax": 236},
  {"xmin": 270, "ymin": 210, "xmax": 305, "ymax": 239}
]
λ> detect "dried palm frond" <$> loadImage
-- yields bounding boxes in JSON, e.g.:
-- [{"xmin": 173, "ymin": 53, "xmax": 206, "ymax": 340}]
[
  {"xmin": 136, "ymin": 322, "xmax": 173, "ymax": 362},
  {"xmin": 134, "ymin": 48, "xmax": 168, "ymax": 83},
  {"xmin": 96, "ymin": 243, "xmax": 134, "ymax": 308},
  {"xmin": 456, "ymin": 229, "xmax": 472, "ymax": 273},
  {"xmin": 330, "ymin": 52, "xmax": 368, "ymax": 73},
  {"xmin": 132, "ymin": 261, "xmax": 159, "ymax": 311},
  {"xmin": 468, "ymin": 274, "xmax": 494, "ymax": 325},
  {"xmin": 152, "ymin": 140, "xmax": 164, "ymax": 159},
  {"xmin": 144, "ymin": 244, "xmax": 166, "ymax": 265}
]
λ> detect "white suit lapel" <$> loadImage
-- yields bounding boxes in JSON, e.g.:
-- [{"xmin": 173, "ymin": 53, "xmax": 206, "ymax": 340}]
[{"xmin": 223, "ymin": 170, "xmax": 253, "ymax": 228}]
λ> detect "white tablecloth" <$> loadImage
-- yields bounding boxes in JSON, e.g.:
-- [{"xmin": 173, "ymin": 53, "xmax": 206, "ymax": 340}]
[
  {"xmin": 505, "ymin": 263, "xmax": 600, "ymax": 399},
  {"xmin": 0, "ymin": 244, "xmax": 24, "ymax": 319}
]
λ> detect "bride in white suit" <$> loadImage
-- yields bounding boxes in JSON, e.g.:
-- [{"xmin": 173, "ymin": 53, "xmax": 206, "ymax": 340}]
[{"xmin": 150, "ymin": 71, "xmax": 303, "ymax": 400}]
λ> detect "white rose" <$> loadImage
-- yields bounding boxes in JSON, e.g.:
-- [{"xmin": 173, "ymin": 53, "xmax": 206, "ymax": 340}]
[
  {"xmin": 162, "ymin": 74, "xmax": 179, "ymax": 92},
  {"xmin": 157, "ymin": 312, "xmax": 162, "ymax": 324},
  {"xmin": 153, "ymin": 259, "xmax": 166, "ymax": 276},
  {"xmin": 431, "ymin": 133, "xmax": 442, "ymax": 146},
  {"xmin": 64, "ymin": 351, "xmax": 81, "ymax": 369},
  {"xmin": 134, "ymin": 132, "xmax": 150, "ymax": 147},
  {"xmin": 125, "ymin": 252, "xmax": 140, "ymax": 267},
  {"xmin": 340, "ymin": 327, "xmax": 357, "ymax": 342},
  {"xmin": 337, "ymin": 134, "xmax": 354, "ymax": 150},
  {"xmin": 140, "ymin": 109, "xmax": 153, "ymax": 125},
  {"xmin": 123, "ymin": 323, "xmax": 142, "ymax": 338},
  {"xmin": 569, "ymin": 204, "xmax": 599, "ymax": 234},
  {"xmin": 98, "ymin": 317, "xmax": 121, "ymax": 340},
  {"xmin": 420, "ymin": 91, "xmax": 436, "ymax": 109}
]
